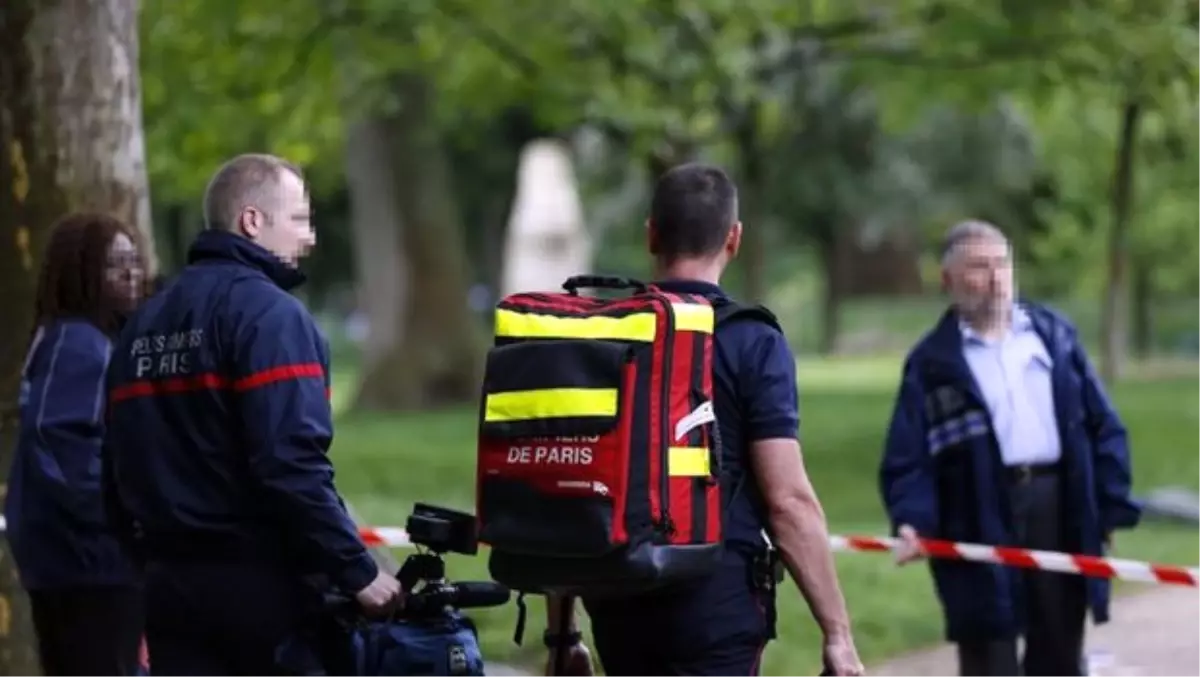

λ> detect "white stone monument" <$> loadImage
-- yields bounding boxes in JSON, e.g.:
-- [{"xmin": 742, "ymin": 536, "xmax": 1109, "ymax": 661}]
[{"xmin": 500, "ymin": 138, "xmax": 593, "ymax": 297}]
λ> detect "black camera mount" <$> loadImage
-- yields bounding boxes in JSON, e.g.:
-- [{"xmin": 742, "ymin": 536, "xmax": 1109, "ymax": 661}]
[{"xmin": 396, "ymin": 503, "xmax": 509, "ymax": 618}]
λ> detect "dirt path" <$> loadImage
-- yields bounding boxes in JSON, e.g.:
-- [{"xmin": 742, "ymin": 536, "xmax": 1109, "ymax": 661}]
[{"xmin": 870, "ymin": 587, "xmax": 1200, "ymax": 676}]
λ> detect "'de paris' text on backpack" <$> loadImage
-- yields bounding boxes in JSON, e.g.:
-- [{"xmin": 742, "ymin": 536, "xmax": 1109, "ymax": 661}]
[{"xmin": 474, "ymin": 275, "xmax": 778, "ymax": 599}]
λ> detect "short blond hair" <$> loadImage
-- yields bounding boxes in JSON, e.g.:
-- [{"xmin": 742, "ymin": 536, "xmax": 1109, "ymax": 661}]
[{"xmin": 202, "ymin": 153, "xmax": 303, "ymax": 230}]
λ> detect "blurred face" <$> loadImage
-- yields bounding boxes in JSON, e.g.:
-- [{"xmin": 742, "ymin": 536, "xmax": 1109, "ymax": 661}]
[
  {"xmin": 106, "ymin": 232, "xmax": 144, "ymax": 312},
  {"xmin": 238, "ymin": 170, "xmax": 316, "ymax": 266},
  {"xmin": 942, "ymin": 235, "xmax": 1014, "ymax": 319}
]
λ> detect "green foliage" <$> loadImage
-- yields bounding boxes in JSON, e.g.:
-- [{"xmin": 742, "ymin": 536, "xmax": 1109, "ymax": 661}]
[
  {"xmin": 140, "ymin": 0, "xmax": 346, "ymax": 202},
  {"xmin": 137, "ymin": 0, "xmax": 1197, "ymax": 307}
]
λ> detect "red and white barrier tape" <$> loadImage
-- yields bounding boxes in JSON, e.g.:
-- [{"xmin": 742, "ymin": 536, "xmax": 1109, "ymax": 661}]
[
  {"xmin": 355, "ymin": 525, "xmax": 1199, "ymax": 588},
  {"xmin": 829, "ymin": 535, "xmax": 1198, "ymax": 587},
  {"xmin": 358, "ymin": 526, "xmax": 412, "ymax": 549},
  {"xmin": 2, "ymin": 515, "xmax": 1189, "ymax": 588}
]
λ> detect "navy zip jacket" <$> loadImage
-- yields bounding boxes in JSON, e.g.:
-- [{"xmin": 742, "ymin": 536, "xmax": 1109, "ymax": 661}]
[
  {"xmin": 879, "ymin": 301, "xmax": 1141, "ymax": 642},
  {"xmin": 103, "ymin": 230, "xmax": 377, "ymax": 594},
  {"xmin": 5, "ymin": 319, "xmax": 139, "ymax": 590}
]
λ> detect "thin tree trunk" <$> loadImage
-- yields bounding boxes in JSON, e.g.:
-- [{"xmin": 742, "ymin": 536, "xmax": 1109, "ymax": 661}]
[
  {"xmin": 159, "ymin": 203, "xmax": 189, "ymax": 275},
  {"xmin": 1099, "ymin": 100, "xmax": 1141, "ymax": 383},
  {"xmin": 1131, "ymin": 259, "xmax": 1153, "ymax": 358},
  {"xmin": 817, "ymin": 227, "xmax": 847, "ymax": 355},
  {"xmin": 733, "ymin": 102, "xmax": 767, "ymax": 305},
  {"xmin": 475, "ymin": 107, "xmax": 546, "ymax": 298}
]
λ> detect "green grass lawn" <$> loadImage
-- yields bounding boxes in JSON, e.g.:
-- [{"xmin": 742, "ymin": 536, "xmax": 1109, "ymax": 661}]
[{"xmin": 328, "ymin": 357, "xmax": 1199, "ymax": 675}]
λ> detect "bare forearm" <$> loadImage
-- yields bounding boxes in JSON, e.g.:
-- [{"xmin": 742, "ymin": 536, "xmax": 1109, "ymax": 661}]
[
  {"xmin": 546, "ymin": 594, "xmax": 579, "ymax": 633},
  {"xmin": 769, "ymin": 496, "xmax": 852, "ymax": 638}
]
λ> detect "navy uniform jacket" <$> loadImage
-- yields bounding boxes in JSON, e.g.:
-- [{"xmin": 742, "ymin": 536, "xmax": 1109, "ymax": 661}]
[
  {"xmin": 103, "ymin": 230, "xmax": 377, "ymax": 594},
  {"xmin": 879, "ymin": 301, "xmax": 1141, "ymax": 642},
  {"xmin": 6, "ymin": 320, "xmax": 139, "ymax": 590}
]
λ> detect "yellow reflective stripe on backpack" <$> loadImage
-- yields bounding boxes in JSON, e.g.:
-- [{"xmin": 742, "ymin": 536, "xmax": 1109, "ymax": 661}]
[
  {"xmin": 667, "ymin": 446, "xmax": 711, "ymax": 476},
  {"xmin": 484, "ymin": 387, "xmax": 619, "ymax": 423},
  {"xmin": 494, "ymin": 309, "xmax": 657, "ymax": 342},
  {"xmin": 671, "ymin": 303, "xmax": 714, "ymax": 334}
]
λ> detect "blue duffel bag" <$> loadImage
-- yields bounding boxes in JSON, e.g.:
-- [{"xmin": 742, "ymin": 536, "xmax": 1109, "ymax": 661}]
[{"xmin": 352, "ymin": 610, "xmax": 486, "ymax": 676}]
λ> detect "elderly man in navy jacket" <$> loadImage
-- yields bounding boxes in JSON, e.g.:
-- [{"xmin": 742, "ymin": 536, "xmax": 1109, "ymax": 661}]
[{"xmin": 879, "ymin": 220, "xmax": 1141, "ymax": 676}]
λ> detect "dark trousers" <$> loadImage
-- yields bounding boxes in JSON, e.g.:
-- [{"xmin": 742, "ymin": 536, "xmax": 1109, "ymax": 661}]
[
  {"xmin": 957, "ymin": 470, "xmax": 1088, "ymax": 676},
  {"xmin": 144, "ymin": 559, "xmax": 317, "ymax": 676},
  {"xmin": 585, "ymin": 554, "xmax": 771, "ymax": 676},
  {"xmin": 28, "ymin": 585, "xmax": 144, "ymax": 676}
]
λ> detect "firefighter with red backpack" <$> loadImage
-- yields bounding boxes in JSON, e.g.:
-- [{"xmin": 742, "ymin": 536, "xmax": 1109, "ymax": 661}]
[{"xmin": 474, "ymin": 163, "xmax": 864, "ymax": 676}]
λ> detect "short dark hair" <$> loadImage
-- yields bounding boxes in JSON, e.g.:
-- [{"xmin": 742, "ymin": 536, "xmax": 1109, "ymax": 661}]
[
  {"xmin": 202, "ymin": 153, "xmax": 303, "ymax": 230},
  {"xmin": 649, "ymin": 163, "xmax": 738, "ymax": 261},
  {"xmin": 32, "ymin": 212, "xmax": 141, "ymax": 338}
]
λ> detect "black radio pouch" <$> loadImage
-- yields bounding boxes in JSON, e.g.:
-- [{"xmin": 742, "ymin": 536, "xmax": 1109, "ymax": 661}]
[{"xmin": 751, "ymin": 547, "xmax": 784, "ymax": 640}]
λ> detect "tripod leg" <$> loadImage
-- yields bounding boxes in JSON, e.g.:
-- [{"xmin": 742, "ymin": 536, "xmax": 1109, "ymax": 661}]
[{"xmin": 552, "ymin": 596, "xmax": 571, "ymax": 675}]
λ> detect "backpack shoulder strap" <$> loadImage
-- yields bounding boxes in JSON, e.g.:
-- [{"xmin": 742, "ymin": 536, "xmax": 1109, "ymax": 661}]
[
  {"xmin": 705, "ymin": 297, "xmax": 785, "ymax": 536},
  {"xmin": 712, "ymin": 297, "xmax": 783, "ymax": 333}
]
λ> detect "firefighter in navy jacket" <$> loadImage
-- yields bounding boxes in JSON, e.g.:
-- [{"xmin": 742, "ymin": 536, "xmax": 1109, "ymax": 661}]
[
  {"xmin": 6, "ymin": 213, "xmax": 147, "ymax": 676},
  {"xmin": 879, "ymin": 221, "xmax": 1141, "ymax": 676},
  {"xmin": 104, "ymin": 154, "xmax": 400, "ymax": 675},
  {"xmin": 545, "ymin": 164, "xmax": 863, "ymax": 677}
]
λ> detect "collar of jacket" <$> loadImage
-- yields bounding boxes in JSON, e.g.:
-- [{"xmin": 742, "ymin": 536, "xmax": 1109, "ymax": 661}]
[
  {"xmin": 186, "ymin": 230, "xmax": 306, "ymax": 291},
  {"xmin": 651, "ymin": 278, "xmax": 727, "ymax": 299},
  {"xmin": 917, "ymin": 298, "xmax": 1065, "ymax": 389}
]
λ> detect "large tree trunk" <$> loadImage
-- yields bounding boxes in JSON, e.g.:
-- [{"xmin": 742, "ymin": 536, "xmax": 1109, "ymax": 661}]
[
  {"xmin": 1099, "ymin": 100, "xmax": 1141, "ymax": 383},
  {"xmin": 0, "ymin": 3, "xmax": 58, "ymax": 672},
  {"xmin": 0, "ymin": 0, "xmax": 155, "ymax": 670},
  {"xmin": 354, "ymin": 72, "xmax": 483, "ymax": 411},
  {"xmin": 344, "ymin": 117, "xmax": 407, "ymax": 373},
  {"xmin": 1, "ymin": 0, "xmax": 155, "ymax": 670},
  {"xmin": 27, "ymin": 0, "xmax": 158, "ymax": 276}
]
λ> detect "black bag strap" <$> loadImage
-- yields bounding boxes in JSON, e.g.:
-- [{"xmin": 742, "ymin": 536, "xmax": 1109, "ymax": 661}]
[
  {"xmin": 562, "ymin": 275, "xmax": 648, "ymax": 296},
  {"xmin": 712, "ymin": 297, "xmax": 782, "ymax": 333},
  {"xmin": 706, "ymin": 296, "xmax": 784, "ymax": 544}
]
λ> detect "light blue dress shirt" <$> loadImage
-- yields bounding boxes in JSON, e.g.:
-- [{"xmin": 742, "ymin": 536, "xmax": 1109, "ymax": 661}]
[{"xmin": 960, "ymin": 306, "xmax": 1062, "ymax": 466}]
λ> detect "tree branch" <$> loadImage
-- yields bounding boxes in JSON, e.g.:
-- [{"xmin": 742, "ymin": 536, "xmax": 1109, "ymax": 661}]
[
  {"xmin": 435, "ymin": 0, "xmax": 541, "ymax": 77},
  {"xmin": 755, "ymin": 5, "xmax": 951, "ymax": 82}
]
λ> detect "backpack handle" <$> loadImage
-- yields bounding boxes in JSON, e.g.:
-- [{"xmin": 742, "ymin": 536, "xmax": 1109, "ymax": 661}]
[{"xmin": 562, "ymin": 275, "xmax": 648, "ymax": 296}]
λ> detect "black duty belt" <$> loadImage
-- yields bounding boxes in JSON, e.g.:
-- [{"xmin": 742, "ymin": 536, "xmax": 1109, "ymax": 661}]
[{"xmin": 1004, "ymin": 463, "xmax": 1060, "ymax": 485}]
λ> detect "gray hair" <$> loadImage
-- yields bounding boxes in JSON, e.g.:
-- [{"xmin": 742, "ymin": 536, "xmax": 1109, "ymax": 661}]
[
  {"xmin": 940, "ymin": 219, "xmax": 1009, "ymax": 266},
  {"xmin": 202, "ymin": 154, "xmax": 303, "ymax": 231}
]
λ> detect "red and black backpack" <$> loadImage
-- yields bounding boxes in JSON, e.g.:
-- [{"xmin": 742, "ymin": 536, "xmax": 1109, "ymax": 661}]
[{"xmin": 474, "ymin": 275, "xmax": 779, "ymax": 598}]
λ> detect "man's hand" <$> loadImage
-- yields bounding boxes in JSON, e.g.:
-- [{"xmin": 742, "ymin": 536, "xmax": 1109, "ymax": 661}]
[
  {"xmin": 354, "ymin": 570, "xmax": 403, "ymax": 616},
  {"xmin": 823, "ymin": 632, "xmax": 864, "ymax": 676},
  {"xmin": 543, "ymin": 643, "xmax": 593, "ymax": 676},
  {"xmin": 894, "ymin": 524, "xmax": 925, "ymax": 565}
]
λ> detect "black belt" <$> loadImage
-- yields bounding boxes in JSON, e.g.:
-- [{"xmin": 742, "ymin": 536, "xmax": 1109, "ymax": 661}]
[{"xmin": 1004, "ymin": 463, "xmax": 1059, "ymax": 484}]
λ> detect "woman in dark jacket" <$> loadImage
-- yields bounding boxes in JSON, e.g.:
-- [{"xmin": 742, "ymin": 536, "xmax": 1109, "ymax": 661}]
[{"xmin": 5, "ymin": 212, "xmax": 148, "ymax": 675}]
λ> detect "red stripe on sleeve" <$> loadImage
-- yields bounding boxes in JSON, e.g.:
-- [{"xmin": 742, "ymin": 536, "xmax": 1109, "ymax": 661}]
[
  {"xmin": 110, "ymin": 373, "xmax": 229, "ymax": 403},
  {"xmin": 233, "ymin": 363, "xmax": 324, "ymax": 391},
  {"xmin": 110, "ymin": 362, "xmax": 326, "ymax": 403}
]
